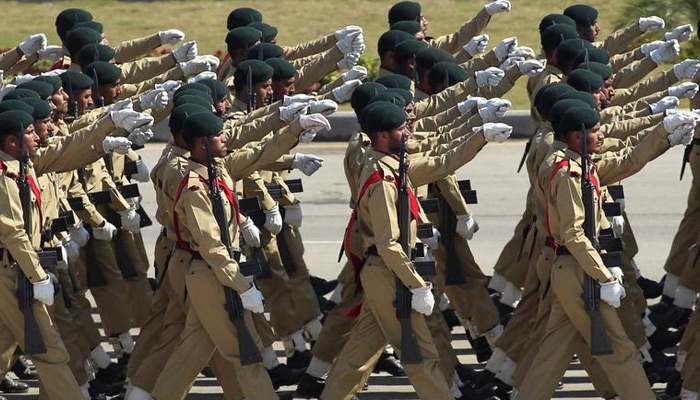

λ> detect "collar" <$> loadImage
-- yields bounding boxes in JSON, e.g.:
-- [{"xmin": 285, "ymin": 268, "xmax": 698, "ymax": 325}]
[
  {"xmin": 187, "ymin": 159, "xmax": 210, "ymax": 181},
  {"xmin": 544, "ymin": 64, "xmax": 563, "ymax": 78},
  {"xmin": 563, "ymin": 147, "xmax": 583, "ymax": 167},
  {"xmin": 231, "ymin": 97, "xmax": 248, "ymax": 114},
  {"xmin": 372, "ymin": 149, "xmax": 399, "ymax": 170},
  {"xmin": 0, "ymin": 150, "xmax": 19, "ymax": 175}
]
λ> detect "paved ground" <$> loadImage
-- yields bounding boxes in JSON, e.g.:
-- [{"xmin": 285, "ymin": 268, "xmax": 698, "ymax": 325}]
[{"xmin": 6, "ymin": 139, "xmax": 691, "ymax": 399}]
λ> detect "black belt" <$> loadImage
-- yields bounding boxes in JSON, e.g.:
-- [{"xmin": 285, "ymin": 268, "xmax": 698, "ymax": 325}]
[
  {"xmin": 555, "ymin": 246, "xmax": 571, "ymax": 256},
  {"xmin": 545, "ymin": 237, "xmax": 557, "ymax": 249},
  {"xmin": 693, "ymin": 138, "xmax": 700, "ymax": 146},
  {"xmin": 192, "ymin": 250, "xmax": 242, "ymax": 262},
  {"xmin": 366, "ymin": 245, "xmax": 417, "ymax": 258}
]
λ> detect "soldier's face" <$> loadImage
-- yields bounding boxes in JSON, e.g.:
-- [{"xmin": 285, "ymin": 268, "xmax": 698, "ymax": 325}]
[
  {"xmin": 405, "ymin": 103, "xmax": 416, "ymax": 126},
  {"xmin": 272, "ymin": 77, "xmax": 296, "ymax": 101},
  {"xmin": 255, "ymin": 79, "xmax": 273, "ymax": 108},
  {"xmin": 75, "ymin": 89, "xmax": 94, "ymax": 115},
  {"xmin": 591, "ymin": 87, "xmax": 606, "ymax": 111},
  {"xmin": 51, "ymin": 88, "xmax": 69, "ymax": 115},
  {"xmin": 387, "ymin": 122, "xmax": 409, "ymax": 153},
  {"xmin": 586, "ymin": 123, "xmax": 603, "ymax": 153},
  {"xmin": 97, "ymin": 82, "xmax": 121, "ymax": 106},
  {"xmin": 578, "ymin": 21, "xmax": 600, "ymax": 41},
  {"xmin": 33, "ymin": 117, "xmax": 51, "ymax": 145},
  {"xmin": 23, "ymin": 125, "xmax": 40, "ymax": 158},
  {"xmin": 207, "ymin": 132, "xmax": 227, "ymax": 158},
  {"xmin": 417, "ymin": 15, "xmax": 428, "ymax": 33},
  {"xmin": 216, "ymin": 98, "xmax": 232, "ymax": 115}
]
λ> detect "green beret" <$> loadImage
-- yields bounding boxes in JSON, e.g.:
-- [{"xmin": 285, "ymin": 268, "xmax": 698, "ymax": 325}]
[
  {"xmin": 169, "ymin": 104, "xmax": 211, "ymax": 133},
  {"xmin": 549, "ymin": 99, "xmax": 592, "ymax": 133},
  {"xmin": 388, "ymin": 1, "xmax": 422, "ymax": 25},
  {"xmin": 535, "ymin": 83, "xmax": 575, "ymax": 119},
  {"xmin": 2, "ymin": 89, "xmax": 41, "ymax": 101},
  {"xmin": 566, "ymin": 69, "xmax": 603, "ymax": 93},
  {"xmin": 555, "ymin": 38, "xmax": 589, "ymax": 65},
  {"xmin": 576, "ymin": 61, "xmax": 613, "ymax": 80},
  {"xmin": 84, "ymin": 61, "xmax": 122, "ymax": 85},
  {"xmin": 60, "ymin": 70, "xmax": 94, "ymax": 92},
  {"xmin": 394, "ymin": 39, "xmax": 429, "ymax": 64},
  {"xmin": 0, "ymin": 111, "xmax": 34, "ymax": 137},
  {"xmin": 227, "ymin": 7, "xmax": 263, "ymax": 30},
  {"xmin": 541, "ymin": 24, "xmax": 578, "ymax": 53},
  {"xmin": 20, "ymin": 98, "xmax": 51, "ymax": 120},
  {"xmin": 539, "ymin": 14, "xmax": 576, "ymax": 34},
  {"xmin": 226, "ymin": 27, "xmax": 262, "ymax": 55},
  {"xmin": 377, "ymin": 30, "xmax": 415, "ymax": 58},
  {"xmin": 183, "ymin": 112, "xmax": 223, "ymax": 142},
  {"xmin": 247, "ymin": 22, "xmax": 278, "ymax": 43},
  {"xmin": 558, "ymin": 107, "xmax": 600, "ymax": 135},
  {"xmin": 56, "ymin": 8, "xmax": 93, "ymax": 42},
  {"xmin": 371, "ymin": 89, "xmax": 413, "ymax": 108},
  {"xmin": 247, "ymin": 43, "xmax": 284, "ymax": 61},
  {"xmin": 361, "ymin": 101, "xmax": 407, "ymax": 134},
  {"xmin": 351, "ymin": 82, "xmax": 386, "ymax": 116},
  {"xmin": 556, "ymin": 91, "xmax": 596, "ymax": 109},
  {"xmin": 65, "ymin": 27, "xmax": 102, "ymax": 59},
  {"xmin": 77, "ymin": 44, "xmax": 116, "ymax": 69},
  {"xmin": 428, "ymin": 61, "xmax": 468, "ymax": 88},
  {"xmin": 17, "ymin": 81, "xmax": 54, "ymax": 99},
  {"xmin": 173, "ymin": 93, "xmax": 214, "ymax": 110},
  {"xmin": 564, "ymin": 4, "xmax": 599, "ymax": 26},
  {"xmin": 174, "ymin": 83, "xmax": 212, "ymax": 98},
  {"xmin": 574, "ymin": 48, "xmax": 609, "ymax": 67},
  {"xmin": 197, "ymin": 79, "xmax": 229, "ymax": 102},
  {"xmin": 33, "ymin": 76, "xmax": 62, "ymax": 94},
  {"xmin": 234, "ymin": 60, "xmax": 274, "ymax": 88},
  {"xmin": 415, "ymin": 48, "xmax": 455, "ymax": 71},
  {"xmin": 0, "ymin": 100, "xmax": 34, "ymax": 115},
  {"xmin": 375, "ymin": 74, "xmax": 412, "ymax": 91},
  {"xmin": 73, "ymin": 20, "xmax": 104, "ymax": 34},
  {"xmin": 266, "ymin": 58, "xmax": 296, "ymax": 80},
  {"xmin": 390, "ymin": 21, "xmax": 422, "ymax": 35}
]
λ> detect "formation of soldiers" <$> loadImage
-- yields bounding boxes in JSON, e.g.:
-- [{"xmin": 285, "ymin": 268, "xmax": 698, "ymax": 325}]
[{"xmin": 0, "ymin": 1, "xmax": 699, "ymax": 399}]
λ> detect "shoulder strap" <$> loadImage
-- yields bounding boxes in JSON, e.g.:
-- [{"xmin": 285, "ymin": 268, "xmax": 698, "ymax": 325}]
[
  {"xmin": 545, "ymin": 159, "xmax": 571, "ymax": 248},
  {"xmin": 172, "ymin": 174, "xmax": 195, "ymax": 253}
]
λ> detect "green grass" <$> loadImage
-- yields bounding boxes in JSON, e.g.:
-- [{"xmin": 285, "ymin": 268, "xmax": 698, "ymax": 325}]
[{"xmin": 0, "ymin": 0, "xmax": 678, "ymax": 108}]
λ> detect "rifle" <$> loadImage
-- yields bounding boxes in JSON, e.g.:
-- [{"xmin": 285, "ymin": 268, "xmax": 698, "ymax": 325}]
[
  {"xmin": 203, "ymin": 137, "xmax": 262, "ymax": 365},
  {"xmin": 680, "ymin": 141, "xmax": 695, "ymax": 180},
  {"xmin": 395, "ymin": 131, "xmax": 423, "ymax": 365},
  {"xmin": 264, "ymin": 179, "xmax": 303, "ymax": 200},
  {"xmin": 246, "ymin": 66, "xmax": 256, "ymax": 114},
  {"xmin": 91, "ymin": 69, "xmax": 105, "ymax": 109},
  {"xmin": 16, "ymin": 123, "xmax": 47, "ymax": 355},
  {"xmin": 580, "ymin": 123, "xmax": 613, "ymax": 356},
  {"xmin": 66, "ymin": 81, "xmax": 79, "ymax": 122},
  {"xmin": 517, "ymin": 138, "xmax": 532, "ymax": 173}
]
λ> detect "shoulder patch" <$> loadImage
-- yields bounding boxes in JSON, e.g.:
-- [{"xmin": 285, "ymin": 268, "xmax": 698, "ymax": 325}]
[
  {"xmin": 362, "ymin": 139, "xmax": 371, "ymax": 146},
  {"xmin": 569, "ymin": 171, "xmax": 581, "ymax": 178},
  {"xmin": 384, "ymin": 174, "xmax": 394, "ymax": 182},
  {"xmin": 188, "ymin": 185, "xmax": 200, "ymax": 191}
]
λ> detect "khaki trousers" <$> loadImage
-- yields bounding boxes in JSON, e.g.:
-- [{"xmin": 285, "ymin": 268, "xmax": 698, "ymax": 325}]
[{"xmin": 278, "ymin": 223, "xmax": 321, "ymax": 325}]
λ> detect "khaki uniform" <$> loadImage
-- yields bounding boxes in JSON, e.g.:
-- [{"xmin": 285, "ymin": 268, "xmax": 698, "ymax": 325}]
[
  {"xmin": 427, "ymin": 8, "xmax": 491, "ymax": 55},
  {"xmin": 119, "ymin": 53, "xmax": 177, "ymax": 84},
  {"xmin": 113, "ymin": 33, "xmax": 162, "ymax": 64},
  {"xmin": 595, "ymin": 22, "xmax": 644, "ymax": 56}
]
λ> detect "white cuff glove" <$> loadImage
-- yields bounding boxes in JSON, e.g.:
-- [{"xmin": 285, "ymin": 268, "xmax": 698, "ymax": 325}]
[
  {"xmin": 616, "ymin": 198, "xmax": 626, "ymax": 214},
  {"xmin": 240, "ymin": 217, "xmax": 261, "ymax": 247},
  {"xmin": 610, "ymin": 215, "xmax": 625, "ymax": 237},
  {"xmin": 239, "ymin": 284, "xmax": 265, "ymax": 313},
  {"xmin": 33, "ymin": 275, "xmax": 55, "ymax": 306},
  {"xmin": 669, "ymin": 82, "xmax": 699, "ymax": 99},
  {"xmin": 299, "ymin": 113, "xmax": 332, "ymax": 138},
  {"xmin": 62, "ymin": 237, "xmax": 80, "ymax": 265},
  {"xmin": 464, "ymin": 34, "xmax": 490, "ymax": 57},
  {"xmin": 159, "ymin": 29, "xmax": 185, "ymax": 46},
  {"xmin": 127, "ymin": 128, "xmax": 155, "ymax": 147},
  {"xmin": 279, "ymin": 102, "xmax": 309, "ymax": 123},
  {"xmin": 456, "ymin": 214, "xmax": 479, "ymax": 240},
  {"xmin": 510, "ymin": 46, "xmax": 536, "ymax": 60},
  {"xmin": 283, "ymin": 202, "xmax": 303, "ymax": 228},
  {"xmin": 638, "ymin": 16, "xmax": 665, "ymax": 32},
  {"xmin": 179, "ymin": 57, "xmax": 209, "ymax": 77},
  {"xmin": 55, "ymin": 241, "xmax": 69, "ymax": 271},
  {"xmin": 172, "ymin": 41, "xmax": 197, "ymax": 63},
  {"xmin": 292, "ymin": 153, "xmax": 324, "ymax": 176},
  {"xmin": 651, "ymin": 96, "xmax": 680, "ymax": 114},
  {"xmin": 478, "ymin": 98, "xmax": 512, "ymax": 122},
  {"xmin": 640, "ymin": 40, "xmax": 664, "ymax": 57},
  {"xmin": 37, "ymin": 45, "xmax": 63, "ymax": 62},
  {"xmin": 337, "ymin": 52, "xmax": 361, "ymax": 70},
  {"xmin": 600, "ymin": 280, "xmax": 626, "ymax": 308},
  {"xmin": 131, "ymin": 158, "xmax": 150, "ymax": 183},
  {"xmin": 422, "ymin": 228, "xmax": 440, "ymax": 249},
  {"xmin": 664, "ymin": 111, "xmax": 698, "ymax": 146},
  {"xmin": 608, "ymin": 267, "xmax": 624, "ymax": 285},
  {"xmin": 118, "ymin": 209, "xmax": 141, "ymax": 233},
  {"xmin": 92, "ymin": 221, "xmax": 117, "ymax": 241},
  {"xmin": 673, "ymin": 59, "xmax": 700, "ymax": 81},
  {"xmin": 12, "ymin": 74, "xmax": 35, "ymax": 85},
  {"xmin": 650, "ymin": 40, "xmax": 680, "ymax": 64},
  {"xmin": 475, "ymin": 67, "xmax": 505, "ymax": 88},
  {"xmin": 19, "ymin": 33, "xmax": 47, "ymax": 56},
  {"xmin": 335, "ymin": 25, "xmax": 363, "ymax": 41},
  {"xmin": 336, "ymin": 32, "xmax": 361, "ymax": 55},
  {"xmin": 69, "ymin": 223, "xmax": 90, "ymax": 247},
  {"xmin": 0, "ymin": 85, "xmax": 16, "ymax": 101},
  {"xmin": 341, "ymin": 66, "xmax": 368, "ymax": 82},
  {"xmin": 517, "ymin": 59, "xmax": 544, "ymax": 76},
  {"xmin": 410, "ymin": 282, "xmax": 435, "ymax": 316},
  {"xmin": 156, "ymin": 80, "xmax": 182, "ymax": 97},
  {"xmin": 500, "ymin": 56, "xmax": 524, "ymax": 71},
  {"xmin": 484, "ymin": 0, "xmax": 511, "ymax": 15},
  {"xmin": 332, "ymin": 79, "xmax": 362, "ymax": 103},
  {"xmin": 665, "ymin": 24, "xmax": 694, "ymax": 42},
  {"xmin": 263, "ymin": 204, "xmax": 283, "ymax": 235},
  {"xmin": 307, "ymin": 99, "xmax": 338, "ymax": 116},
  {"xmin": 102, "ymin": 137, "xmax": 132, "ymax": 154},
  {"xmin": 187, "ymin": 71, "xmax": 217, "ymax": 84},
  {"xmin": 478, "ymin": 122, "xmax": 513, "ymax": 142},
  {"xmin": 201, "ymin": 55, "xmax": 220, "ymax": 71},
  {"xmin": 457, "ymin": 96, "xmax": 487, "ymax": 116},
  {"xmin": 283, "ymin": 94, "xmax": 315, "ymax": 106},
  {"xmin": 139, "ymin": 88, "xmax": 169, "ymax": 111},
  {"xmin": 111, "ymin": 107, "xmax": 154, "ymax": 131},
  {"xmin": 493, "ymin": 37, "xmax": 518, "ymax": 62}
]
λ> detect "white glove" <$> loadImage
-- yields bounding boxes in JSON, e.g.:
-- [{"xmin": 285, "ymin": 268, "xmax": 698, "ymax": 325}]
[
  {"xmin": 341, "ymin": 66, "xmax": 368, "ymax": 82},
  {"xmin": 283, "ymin": 202, "xmax": 303, "ymax": 228},
  {"xmin": 0, "ymin": 85, "xmax": 16, "ymax": 101},
  {"xmin": 669, "ymin": 82, "xmax": 699, "ymax": 99},
  {"xmin": 422, "ymin": 228, "xmax": 440, "ymax": 249},
  {"xmin": 283, "ymin": 94, "xmax": 315, "ymax": 106},
  {"xmin": 337, "ymin": 52, "xmax": 361, "ymax": 70},
  {"xmin": 478, "ymin": 122, "xmax": 513, "ymax": 143},
  {"xmin": 159, "ymin": 29, "xmax": 185, "ymax": 46},
  {"xmin": 673, "ymin": 59, "xmax": 700, "ymax": 80},
  {"xmin": 40, "ymin": 69, "xmax": 66, "ymax": 77},
  {"xmin": 517, "ymin": 59, "xmax": 544, "ymax": 77},
  {"xmin": 55, "ymin": 241, "xmax": 69, "ymax": 271},
  {"xmin": 127, "ymin": 128, "xmax": 155, "ymax": 147},
  {"xmin": 335, "ymin": 25, "xmax": 363, "ymax": 41},
  {"xmin": 336, "ymin": 31, "xmax": 361, "ymax": 55},
  {"xmin": 12, "ymin": 74, "xmax": 35, "ymax": 85},
  {"xmin": 187, "ymin": 71, "xmax": 217, "ymax": 84},
  {"xmin": 478, "ymin": 98, "xmax": 512, "ymax": 122},
  {"xmin": 140, "ymin": 88, "xmax": 169, "ymax": 111},
  {"xmin": 19, "ymin": 33, "xmax": 47, "ymax": 56},
  {"xmin": 111, "ymin": 108, "xmax": 154, "ymax": 131},
  {"xmin": 410, "ymin": 283, "xmax": 435, "ymax": 316},
  {"xmin": 33, "ymin": 276, "xmax": 55, "ymax": 306},
  {"xmin": 650, "ymin": 40, "xmax": 680, "ymax": 64},
  {"xmin": 665, "ymin": 24, "xmax": 694, "ymax": 42},
  {"xmin": 292, "ymin": 153, "xmax": 324, "ymax": 176},
  {"xmin": 640, "ymin": 40, "xmax": 664, "ymax": 57},
  {"xmin": 69, "ymin": 223, "xmax": 90, "ymax": 247},
  {"xmin": 37, "ymin": 45, "xmax": 63, "ymax": 62},
  {"xmin": 0, "ymin": 70, "xmax": 3, "ymax": 82},
  {"xmin": 493, "ymin": 37, "xmax": 518, "ymax": 62},
  {"xmin": 664, "ymin": 111, "xmax": 697, "ymax": 146},
  {"xmin": 332, "ymin": 79, "xmax": 362, "ymax": 103},
  {"xmin": 651, "ymin": 96, "xmax": 680, "ymax": 114},
  {"xmin": 299, "ymin": 113, "xmax": 332, "ymax": 131},
  {"xmin": 608, "ymin": 266, "xmax": 624, "ymax": 285},
  {"xmin": 240, "ymin": 217, "xmax": 261, "ymax": 247},
  {"xmin": 464, "ymin": 34, "xmax": 490, "ymax": 57},
  {"xmin": 201, "ymin": 55, "xmax": 220, "ymax": 71},
  {"xmin": 279, "ymin": 102, "xmax": 309, "ymax": 123},
  {"xmin": 156, "ymin": 80, "xmax": 182, "ymax": 97},
  {"xmin": 102, "ymin": 137, "xmax": 132, "ymax": 154},
  {"xmin": 475, "ymin": 67, "xmax": 505, "ymax": 87},
  {"xmin": 300, "ymin": 131, "xmax": 317, "ymax": 143},
  {"xmin": 600, "ymin": 279, "xmax": 626, "ymax": 308},
  {"xmin": 500, "ymin": 56, "xmax": 524, "ymax": 71},
  {"xmin": 118, "ymin": 209, "xmax": 141, "ymax": 233},
  {"xmin": 510, "ymin": 46, "xmax": 536, "ymax": 60},
  {"xmin": 457, "ymin": 96, "xmax": 487, "ymax": 116},
  {"xmin": 638, "ymin": 16, "xmax": 665, "ymax": 32},
  {"xmin": 62, "ymin": 237, "xmax": 80, "ymax": 265},
  {"xmin": 172, "ymin": 40, "xmax": 197, "ymax": 63},
  {"xmin": 307, "ymin": 99, "xmax": 338, "ymax": 116},
  {"xmin": 263, "ymin": 203, "xmax": 283, "ymax": 235},
  {"xmin": 484, "ymin": 0, "xmax": 511, "ymax": 15},
  {"xmin": 131, "ymin": 158, "xmax": 150, "ymax": 183},
  {"xmin": 240, "ymin": 284, "xmax": 265, "ymax": 313},
  {"xmin": 615, "ymin": 197, "xmax": 626, "ymax": 214},
  {"xmin": 93, "ymin": 221, "xmax": 117, "ymax": 241},
  {"xmin": 179, "ymin": 57, "xmax": 209, "ymax": 77},
  {"xmin": 352, "ymin": 33, "xmax": 366, "ymax": 55},
  {"xmin": 456, "ymin": 214, "xmax": 479, "ymax": 240},
  {"xmin": 105, "ymin": 99, "xmax": 132, "ymax": 114},
  {"xmin": 610, "ymin": 215, "xmax": 625, "ymax": 237}
]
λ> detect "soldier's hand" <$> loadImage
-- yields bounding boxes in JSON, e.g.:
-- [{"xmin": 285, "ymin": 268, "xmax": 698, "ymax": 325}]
[
  {"xmin": 332, "ymin": 79, "xmax": 362, "ymax": 103},
  {"xmin": 484, "ymin": 0, "xmax": 511, "ymax": 15},
  {"xmin": 464, "ymin": 34, "xmax": 489, "ymax": 57},
  {"xmin": 335, "ymin": 25, "xmax": 363, "ymax": 41},
  {"xmin": 240, "ymin": 284, "xmax": 265, "ymax": 313},
  {"xmin": 240, "ymin": 218, "xmax": 261, "ymax": 248},
  {"xmin": 475, "ymin": 67, "xmax": 505, "ymax": 88},
  {"xmin": 111, "ymin": 107, "xmax": 154, "ymax": 132},
  {"xmin": 456, "ymin": 214, "xmax": 479, "ymax": 240},
  {"xmin": 128, "ymin": 128, "xmax": 155, "ymax": 147},
  {"xmin": 159, "ymin": 29, "xmax": 185, "ymax": 46},
  {"xmin": 640, "ymin": 40, "xmax": 664, "ymax": 57},
  {"xmin": 664, "ymin": 111, "xmax": 697, "ymax": 145},
  {"xmin": 422, "ymin": 228, "xmax": 440, "ymax": 249},
  {"xmin": 673, "ymin": 59, "xmax": 700, "ymax": 81},
  {"xmin": 610, "ymin": 215, "xmax": 625, "ymax": 237},
  {"xmin": 651, "ymin": 96, "xmax": 680, "ymax": 114},
  {"xmin": 93, "ymin": 221, "xmax": 117, "ymax": 241},
  {"xmin": 457, "ymin": 96, "xmax": 487, "ymax": 116},
  {"xmin": 600, "ymin": 280, "xmax": 625, "ymax": 308},
  {"xmin": 478, "ymin": 122, "xmax": 513, "ymax": 143},
  {"xmin": 336, "ymin": 31, "xmax": 361, "ymax": 55},
  {"xmin": 665, "ymin": 24, "xmax": 693, "ymax": 42},
  {"xmin": 341, "ymin": 66, "xmax": 368, "ymax": 82},
  {"xmin": 179, "ymin": 57, "xmax": 209, "ymax": 77},
  {"xmin": 38, "ymin": 45, "xmax": 63, "ymax": 62},
  {"xmin": 517, "ymin": 59, "xmax": 544, "ymax": 77},
  {"xmin": 478, "ymin": 98, "xmax": 511, "ymax": 122},
  {"xmin": 509, "ymin": 46, "xmax": 536, "ymax": 60},
  {"xmin": 102, "ymin": 137, "xmax": 132, "ymax": 155},
  {"xmin": 61, "ymin": 237, "xmax": 80, "ymax": 265},
  {"xmin": 263, "ymin": 203, "xmax": 283, "ymax": 235},
  {"xmin": 172, "ymin": 40, "xmax": 197, "ymax": 63},
  {"xmin": 307, "ymin": 100, "xmax": 338, "ymax": 116},
  {"xmin": 283, "ymin": 202, "xmax": 303, "ymax": 228},
  {"xmin": 19, "ymin": 33, "xmax": 47, "ymax": 56},
  {"xmin": 40, "ymin": 69, "xmax": 66, "ymax": 77},
  {"xmin": 118, "ymin": 209, "xmax": 141, "ymax": 233},
  {"xmin": 187, "ymin": 71, "xmax": 216, "ymax": 85},
  {"xmin": 337, "ymin": 52, "xmax": 361, "ymax": 70},
  {"xmin": 499, "ymin": 56, "xmax": 524, "ymax": 71},
  {"xmin": 33, "ymin": 276, "xmax": 55, "ymax": 306},
  {"xmin": 140, "ymin": 88, "xmax": 169, "ymax": 111},
  {"xmin": 279, "ymin": 102, "xmax": 308, "ymax": 123},
  {"xmin": 669, "ymin": 82, "xmax": 699, "ymax": 99},
  {"xmin": 12, "ymin": 74, "xmax": 34, "ymax": 85},
  {"xmin": 131, "ymin": 158, "xmax": 150, "ymax": 183},
  {"xmin": 293, "ymin": 153, "xmax": 324, "ymax": 176},
  {"xmin": 201, "ymin": 55, "xmax": 220, "ymax": 71},
  {"xmin": 608, "ymin": 267, "xmax": 624, "ymax": 285},
  {"xmin": 283, "ymin": 94, "xmax": 315, "ymax": 106},
  {"xmin": 69, "ymin": 222, "xmax": 90, "ymax": 247},
  {"xmin": 638, "ymin": 16, "xmax": 665, "ymax": 33},
  {"xmin": 299, "ymin": 114, "xmax": 332, "ymax": 142},
  {"xmin": 0, "ymin": 85, "xmax": 16, "ymax": 101},
  {"xmin": 674, "ymin": 286, "xmax": 697, "ymax": 309},
  {"xmin": 650, "ymin": 40, "xmax": 680, "ymax": 65},
  {"xmin": 493, "ymin": 37, "xmax": 517, "ymax": 62},
  {"xmin": 410, "ymin": 283, "xmax": 435, "ymax": 316}
]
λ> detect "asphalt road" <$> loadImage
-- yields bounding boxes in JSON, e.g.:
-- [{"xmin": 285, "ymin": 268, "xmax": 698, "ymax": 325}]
[{"xmin": 6, "ymin": 139, "xmax": 691, "ymax": 399}]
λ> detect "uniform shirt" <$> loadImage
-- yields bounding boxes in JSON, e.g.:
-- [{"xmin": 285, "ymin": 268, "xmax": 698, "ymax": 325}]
[
  {"xmin": 526, "ymin": 63, "xmax": 563, "ymax": 127},
  {"xmin": 427, "ymin": 8, "xmax": 491, "ymax": 55},
  {"xmin": 114, "ymin": 33, "xmax": 162, "ymax": 64}
]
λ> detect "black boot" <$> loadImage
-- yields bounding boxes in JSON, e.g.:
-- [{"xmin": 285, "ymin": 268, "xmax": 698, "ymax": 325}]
[
  {"xmin": 295, "ymin": 373, "xmax": 325, "ymax": 399},
  {"xmin": 373, "ymin": 350, "xmax": 405, "ymax": 376},
  {"xmin": 460, "ymin": 382, "xmax": 498, "ymax": 400},
  {"xmin": 277, "ymin": 392, "xmax": 294, "ymax": 400},
  {"xmin": 310, "ymin": 276, "xmax": 338, "ymax": 297},
  {"xmin": 473, "ymin": 336, "xmax": 493, "ymax": 363},
  {"xmin": 442, "ymin": 308, "xmax": 461, "ymax": 330},
  {"xmin": 455, "ymin": 363, "xmax": 478, "ymax": 386},
  {"xmin": 638, "ymin": 276, "xmax": 664, "ymax": 299},
  {"xmin": 665, "ymin": 369, "xmax": 682, "ymax": 397},
  {"xmin": 95, "ymin": 362, "xmax": 126, "ymax": 385},
  {"xmin": 286, "ymin": 349, "xmax": 312, "ymax": 370},
  {"xmin": 10, "ymin": 355, "xmax": 37, "ymax": 379},
  {"xmin": 649, "ymin": 303, "xmax": 689, "ymax": 332},
  {"xmin": 649, "ymin": 326, "xmax": 685, "ymax": 350},
  {"xmin": 88, "ymin": 378, "xmax": 123, "ymax": 397},
  {"xmin": 0, "ymin": 376, "xmax": 28, "ymax": 393},
  {"xmin": 268, "ymin": 363, "xmax": 305, "ymax": 389},
  {"xmin": 200, "ymin": 365, "xmax": 215, "ymax": 377}
]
